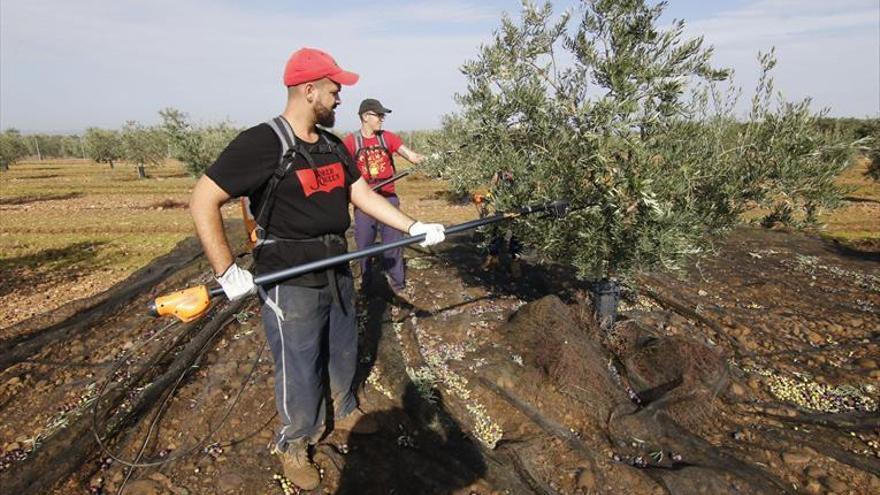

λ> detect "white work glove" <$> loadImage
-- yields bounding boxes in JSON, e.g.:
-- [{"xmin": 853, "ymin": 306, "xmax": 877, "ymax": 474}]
[
  {"xmin": 216, "ymin": 263, "xmax": 257, "ymax": 301},
  {"xmin": 408, "ymin": 221, "xmax": 446, "ymax": 247},
  {"xmin": 428, "ymin": 152, "xmax": 442, "ymax": 160}
]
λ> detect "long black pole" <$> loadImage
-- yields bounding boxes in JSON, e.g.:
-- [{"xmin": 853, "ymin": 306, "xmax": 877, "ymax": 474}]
[
  {"xmin": 370, "ymin": 170, "xmax": 411, "ymax": 191},
  {"xmin": 208, "ymin": 200, "xmax": 567, "ymax": 297}
]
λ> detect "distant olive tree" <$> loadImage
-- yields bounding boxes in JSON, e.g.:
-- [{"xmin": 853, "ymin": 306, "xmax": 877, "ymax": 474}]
[
  {"xmin": 0, "ymin": 129, "xmax": 29, "ymax": 171},
  {"xmin": 121, "ymin": 121, "xmax": 168, "ymax": 178},
  {"xmin": 430, "ymin": 0, "xmax": 852, "ymax": 281},
  {"xmin": 866, "ymin": 145, "xmax": 880, "ymax": 182},
  {"xmin": 854, "ymin": 120, "xmax": 880, "ymax": 182},
  {"xmin": 84, "ymin": 128, "xmax": 123, "ymax": 168},
  {"xmin": 61, "ymin": 135, "xmax": 85, "ymax": 159},
  {"xmin": 160, "ymin": 107, "xmax": 240, "ymax": 176},
  {"xmin": 28, "ymin": 135, "xmax": 67, "ymax": 159}
]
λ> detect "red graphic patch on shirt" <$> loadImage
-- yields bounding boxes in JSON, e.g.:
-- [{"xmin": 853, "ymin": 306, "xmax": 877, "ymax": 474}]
[
  {"xmin": 295, "ymin": 162, "xmax": 345, "ymax": 197},
  {"xmin": 359, "ymin": 148, "xmax": 392, "ymax": 180}
]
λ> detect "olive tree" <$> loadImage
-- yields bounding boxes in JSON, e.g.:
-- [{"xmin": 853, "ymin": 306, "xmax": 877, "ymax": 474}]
[
  {"xmin": 736, "ymin": 51, "xmax": 852, "ymax": 226},
  {"xmin": 28, "ymin": 135, "xmax": 66, "ymax": 159},
  {"xmin": 0, "ymin": 129, "xmax": 29, "ymax": 171},
  {"xmin": 121, "ymin": 121, "xmax": 167, "ymax": 178},
  {"xmin": 84, "ymin": 128, "xmax": 123, "ymax": 168},
  {"xmin": 855, "ymin": 120, "xmax": 880, "ymax": 182},
  {"xmin": 866, "ymin": 146, "xmax": 880, "ymax": 182},
  {"xmin": 160, "ymin": 108, "xmax": 240, "ymax": 176},
  {"xmin": 432, "ymin": 0, "xmax": 851, "ymax": 282}
]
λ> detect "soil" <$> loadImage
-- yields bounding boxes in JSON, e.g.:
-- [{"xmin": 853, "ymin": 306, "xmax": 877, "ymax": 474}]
[
  {"xmin": 0, "ymin": 160, "xmax": 197, "ymax": 327},
  {"xmin": 1, "ymin": 177, "xmax": 878, "ymax": 494}
]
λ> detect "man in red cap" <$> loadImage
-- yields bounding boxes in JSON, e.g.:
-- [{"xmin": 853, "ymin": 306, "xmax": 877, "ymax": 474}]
[{"xmin": 189, "ymin": 47, "xmax": 445, "ymax": 490}]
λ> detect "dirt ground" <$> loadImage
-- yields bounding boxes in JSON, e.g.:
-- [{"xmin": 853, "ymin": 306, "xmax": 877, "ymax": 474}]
[
  {"xmin": 0, "ymin": 160, "xmax": 196, "ymax": 327},
  {"xmin": 0, "ymin": 165, "xmax": 878, "ymax": 494}
]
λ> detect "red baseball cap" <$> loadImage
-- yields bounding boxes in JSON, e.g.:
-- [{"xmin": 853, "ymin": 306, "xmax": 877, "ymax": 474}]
[{"xmin": 283, "ymin": 47, "xmax": 359, "ymax": 87}]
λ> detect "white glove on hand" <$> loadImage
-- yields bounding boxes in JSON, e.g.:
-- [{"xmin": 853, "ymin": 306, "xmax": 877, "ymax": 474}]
[
  {"xmin": 216, "ymin": 264, "xmax": 257, "ymax": 301},
  {"xmin": 408, "ymin": 221, "xmax": 446, "ymax": 247}
]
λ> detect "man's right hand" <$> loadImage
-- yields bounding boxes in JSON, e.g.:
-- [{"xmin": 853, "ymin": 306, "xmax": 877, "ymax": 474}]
[
  {"xmin": 408, "ymin": 221, "xmax": 446, "ymax": 247},
  {"xmin": 216, "ymin": 264, "xmax": 257, "ymax": 301}
]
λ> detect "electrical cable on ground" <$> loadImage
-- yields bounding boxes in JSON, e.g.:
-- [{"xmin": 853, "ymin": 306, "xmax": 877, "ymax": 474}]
[{"xmin": 90, "ymin": 309, "xmax": 273, "ymax": 470}]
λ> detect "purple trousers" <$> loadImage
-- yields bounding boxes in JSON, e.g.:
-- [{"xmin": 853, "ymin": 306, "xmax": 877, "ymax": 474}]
[{"xmin": 354, "ymin": 194, "xmax": 405, "ymax": 290}]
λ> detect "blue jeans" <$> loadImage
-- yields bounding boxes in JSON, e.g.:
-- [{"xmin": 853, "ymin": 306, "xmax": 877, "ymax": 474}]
[{"xmin": 259, "ymin": 271, "xmax": 358, "ymax": 450}]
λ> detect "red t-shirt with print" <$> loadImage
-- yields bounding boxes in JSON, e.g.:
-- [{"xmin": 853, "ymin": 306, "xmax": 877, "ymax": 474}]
[{"xmin": 343, "ymin": 130, "xmax": 403, "ymax": 196}]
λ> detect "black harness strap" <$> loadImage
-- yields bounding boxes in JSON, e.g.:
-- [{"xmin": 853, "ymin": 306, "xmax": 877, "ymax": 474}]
[
  {"xmin": 252, "ymin": 117, "xmax": 297, "ymax": 247},
  {"xmin": 252, "ymin": 116, "xmax": 356, "ymax": 311},
  {"xmin": 261, "ymin": 233, "xmax": 348, "ymax": 311},
  {"xmin": 257, "ymin": 117, "xmax": 354, "ymax": 242}
]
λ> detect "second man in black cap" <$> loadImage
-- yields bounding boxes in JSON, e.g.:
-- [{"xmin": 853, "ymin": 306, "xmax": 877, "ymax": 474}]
[{"xmin": 344, "ymin": 99, "xmax": 427, "ymax": 296}]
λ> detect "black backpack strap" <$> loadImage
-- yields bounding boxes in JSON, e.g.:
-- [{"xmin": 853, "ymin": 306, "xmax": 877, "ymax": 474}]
[
  {"xmin": 353, "ymin": 132, "xmax": 372, "ymax": 180},
  {"xmin": 274, "ymin": 116, "xmax": 321, "ymax": 176},
  {"xmin": 269, "ymin": 116, "xmax": 295, "ymax": 151},
  {"xmin": 375, "ymin": 130, "xmax": 395, "ymax": 174},
  {"xmin": 254, "ymin": 120, "xmax": 356, "ymax": 249},
  {"xmin": 319, "ymin": 130, "xmax": 355, "ymax": 184},
  {"xmin": 252, "ymin": 117, "xmax": 298, "ymax": 245},
  {"xmin": 354, "ymin": 132, "xmax": 364, "ymax": 155}
]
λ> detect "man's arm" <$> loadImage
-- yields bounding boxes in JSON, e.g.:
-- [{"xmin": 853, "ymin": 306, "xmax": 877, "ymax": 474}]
[
  {"xmin": 350, "ymin": 177, "xmax": 445, "ymax": 246},
  {"xmin": 350, "ymin": 177, "xmax": 416, "ymax": 232},
  {"xmin": 190, "ymin": 175, "xmax": 236, "ymax": 276},
  {"xmin": 396, "ymin": 145, "xmax": 425, "ymax": 165}
]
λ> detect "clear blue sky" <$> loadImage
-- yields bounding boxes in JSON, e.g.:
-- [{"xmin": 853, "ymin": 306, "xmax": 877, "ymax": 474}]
[{"xmin": 1, "ymin": 0, "xmax": 877, "ymax": 134}]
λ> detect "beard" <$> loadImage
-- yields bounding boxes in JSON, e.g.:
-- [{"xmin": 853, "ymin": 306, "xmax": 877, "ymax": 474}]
[{"xmin": 316, "ymin": 102, "xmax": 336, "ymax": 128}]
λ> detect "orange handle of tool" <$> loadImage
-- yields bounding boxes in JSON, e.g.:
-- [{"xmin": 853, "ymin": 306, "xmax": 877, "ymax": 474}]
[{"xmin": 148, "ymin": 285, "xmax": 212, "ymax": 322}]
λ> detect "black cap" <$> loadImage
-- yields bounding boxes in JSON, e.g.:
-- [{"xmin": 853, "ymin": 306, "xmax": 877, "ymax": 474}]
[{"xmin": 358, "ymin": 98, "xmax": 392, "ymax": 116}]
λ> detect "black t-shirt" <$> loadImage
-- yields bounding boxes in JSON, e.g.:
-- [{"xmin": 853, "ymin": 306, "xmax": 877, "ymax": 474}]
[{"xmin": 206, "ymin": 123, "xmax": 361, "ymax": 286}]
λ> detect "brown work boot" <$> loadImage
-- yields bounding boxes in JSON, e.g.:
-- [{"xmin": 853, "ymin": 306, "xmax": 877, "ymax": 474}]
[
  {"xmin": 335, "ymin": 407, "xmax": 380, "ymax": 435},
  {"xmin": 277, "ymin": 441, "xmax": 320, "ymax": 490}
]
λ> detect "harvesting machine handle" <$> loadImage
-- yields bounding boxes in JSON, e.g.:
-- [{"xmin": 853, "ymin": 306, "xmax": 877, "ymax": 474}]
[
  {"xmin": 147, "ymin": 285, "xmax": 214, "ymax": 323},
  {"xmin": 148, "ymin": 200, "xmax": 571, "ymax": 322}
]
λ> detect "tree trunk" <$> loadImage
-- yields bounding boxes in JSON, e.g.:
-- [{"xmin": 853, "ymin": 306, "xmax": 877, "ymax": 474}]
[
  {"xmin": 592, "ymin": 278, "xmax": 620, "ymax": 331},
  {"xmin": 1, "ymin": 162, "xmax": 8, "ymax": 172},
  {"xmin": 136, "ymin": 164, "xmax": 146, "ymax": 178},
  {"xmin": 109, "ymin": 160, "xmax": 114, "ymax": 169}
]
